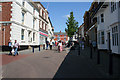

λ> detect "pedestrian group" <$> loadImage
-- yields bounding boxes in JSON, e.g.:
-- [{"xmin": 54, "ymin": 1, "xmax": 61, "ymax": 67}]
[{"xmin": 8, "ymin": 40, "xmax": 20, "ymax": 56}]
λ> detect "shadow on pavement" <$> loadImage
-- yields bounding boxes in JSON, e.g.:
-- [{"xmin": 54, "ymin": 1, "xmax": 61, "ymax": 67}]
[{"xmin": 52, "ymin": 46, "xmax": 111, "ymax": 80}]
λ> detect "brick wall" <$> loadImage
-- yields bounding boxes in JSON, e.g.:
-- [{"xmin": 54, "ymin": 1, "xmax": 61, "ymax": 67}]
[
  {"xmin": 0, "ymin": 2, "xmax": 12, "ymax": 21},
  {"xmin": 0, "ymin": 2, "xmax": 12, "ymax": 46}
]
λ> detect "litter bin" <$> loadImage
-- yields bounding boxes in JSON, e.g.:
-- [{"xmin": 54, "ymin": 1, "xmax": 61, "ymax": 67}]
[{"xmin": 43, "ymin": 44, "xmax": 45, "ymax": 50}]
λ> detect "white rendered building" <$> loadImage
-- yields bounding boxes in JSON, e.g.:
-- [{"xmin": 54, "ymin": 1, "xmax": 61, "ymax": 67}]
[
  {"xmin": 97, "ymin": 2, "xmax": 120, "ymax": 54},
  {"xmin": 0, "ymin": 0, "xmax": 49, "ymax": 50}
]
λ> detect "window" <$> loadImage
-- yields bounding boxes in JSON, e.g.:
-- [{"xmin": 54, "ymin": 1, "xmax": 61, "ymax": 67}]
[
  {"xmin": 111, "ymin": 2, "xmax": 116, "ymax": 13},
  {"xmin": 57, "ymin": 37, "xmax": 60, "ymax": 41},
  {"xmin": 22, "ymin": 1, "xmax": 25, "ymax": 6},
  {"xmin": 64, "ymin": 38, "xmax": 66, "ymax": 41},
  {"xmin": 28, "ymin": 31, "xmax": 32, "ymax": 42},
  {"xmin": 112, "ymin": 26, "xmax": 118, "ymax": 46},
  {"xmin": 21, "ymin": 29, "xmax": 25, "ymax": 40},
  {"xmin": 119, "ymin": 1, "xmax": 120, "ymax": 7},
  {"xmin": 101, "ymin": 14, "xmax": 104, "ymax": 23},
  {"xmin": 33, "ymin": 8, "xmax": 35, "ymax": 15},
  {"xmin": 33, "ymin": 33, "xmax": 35, "ymax": 41},
  {"xmin": 42, "ymin": 21, "xmax": 44, "ymax": 29},
  {"xmin": 101, "ymin": 31, "xmax": 104, "ymax": 44},
  {"xmin": 45, "ymin": 24, "xmax": 46, "ymax": 31},
  {"xmin": 64, "ymin": 35, "xmax": 66, "ymax": 37},
  {"xmin": 22, "ymin": 13, "xmax": 25, "ymax": 24},
  {"xmin": 42, "ymin": 10, "xmax": 44, "ymax": 18},
  {"xmin": 98, "ymin": 32, "xmax": 100, "ymax": 44},
  {"xmin": 33, "ymin": 18, "xmax": 35, "ymax": 28},
  {"xmin": 0, "ymin": 24, "xmax": 1, "ymax": 30},
  {"xmin": 0, "ymin": 5, "xmax": 2, "ymax": 12}
]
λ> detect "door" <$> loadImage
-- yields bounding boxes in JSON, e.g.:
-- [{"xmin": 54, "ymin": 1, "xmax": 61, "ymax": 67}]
[{"xmin": 108, "ymin": 32, "xmax": 111, "ymax": 50}]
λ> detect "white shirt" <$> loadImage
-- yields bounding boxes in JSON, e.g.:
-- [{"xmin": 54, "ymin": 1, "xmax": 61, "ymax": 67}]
[
  {"xmin": 58, "ymin": 43, "xmax": 62, "ymax": 46},
  {"xmin": 50, "ymin": 42, "xmax": 52, "ymax": 45},
  {"xmin": 14, "ymin": 43, "xmax": 19, "ymax": 48}
]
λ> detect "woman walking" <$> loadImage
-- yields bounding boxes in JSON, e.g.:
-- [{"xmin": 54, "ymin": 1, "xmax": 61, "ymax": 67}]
[{"xmin": 58, "ymin": 40, "xmax": 62, "ymax": 52}]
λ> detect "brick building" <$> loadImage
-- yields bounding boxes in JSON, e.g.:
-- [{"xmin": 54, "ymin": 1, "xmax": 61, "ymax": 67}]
[{"xmin": 54, "ymin": 31, "xmax": 69, "ymax": 43}]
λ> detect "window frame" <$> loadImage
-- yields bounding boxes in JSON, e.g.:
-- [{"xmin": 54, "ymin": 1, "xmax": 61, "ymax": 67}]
[{"xmin": 112, "ymin": 26, "xmax": 118, "ymax": 46}]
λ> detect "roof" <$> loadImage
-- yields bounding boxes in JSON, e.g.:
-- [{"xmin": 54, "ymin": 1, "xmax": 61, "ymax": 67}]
[
  {"xmin": 33, "ymin": 1, "xmax": 49, "ymax": 14},
  {"xmin": 54, "ymin": 32, "xmax": 67, "ymax": 35},
  {"xmin": 48, "ymin": 17, "xmax": 53, "ymax": 27}
]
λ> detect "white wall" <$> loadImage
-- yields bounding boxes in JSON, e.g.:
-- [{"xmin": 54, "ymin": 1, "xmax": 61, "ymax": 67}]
[
  {"xmin": 10, "ymin": 0, "xmax": 39, "ymax": 46},
  {"xmin": 97, "ymin": 2, "xmax": 119, "ymax": 54}
]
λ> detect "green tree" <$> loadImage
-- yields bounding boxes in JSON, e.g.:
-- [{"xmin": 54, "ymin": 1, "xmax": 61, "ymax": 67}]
[{"xmin": 65, "ymin": 12, "xmax": 79, "ymax": 40}]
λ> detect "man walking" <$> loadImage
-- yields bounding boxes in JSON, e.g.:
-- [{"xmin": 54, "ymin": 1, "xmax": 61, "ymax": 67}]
[
  {"xmin": 13, "ymin": 40, "xmax": 20, "ymax": 56},
  {"xmin": 8, "ymin": 40, "xmax": 12, "ymax": 55},
  {"xmin": 50, "ymin": 40, "xmax": 53, "ymax": 50},
  {"xmin": 46, "ymin": 40, "xmax": 49, "ymax": 50}
]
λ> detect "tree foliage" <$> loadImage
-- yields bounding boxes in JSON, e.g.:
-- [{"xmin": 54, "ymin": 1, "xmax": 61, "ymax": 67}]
[{"xmin": 65, "ymin": 12, "xmax": 78, "ymax": 38}]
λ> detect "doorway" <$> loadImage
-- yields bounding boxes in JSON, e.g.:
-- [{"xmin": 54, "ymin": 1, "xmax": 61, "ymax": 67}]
[{"xmin": 108, "ymin": 32, "xmax": 111, "ymax": 50}]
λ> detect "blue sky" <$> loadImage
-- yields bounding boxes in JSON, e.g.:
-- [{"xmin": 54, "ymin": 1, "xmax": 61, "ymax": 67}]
[{"xmin": 40, "ymin": 2, "xmax": 92, "ymax": 32}]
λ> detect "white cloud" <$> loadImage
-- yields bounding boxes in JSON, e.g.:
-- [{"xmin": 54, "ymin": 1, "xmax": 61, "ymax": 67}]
[
  {"xmin": 66, "ymin": 15, "xmax": 70, "ymax": 18},
  {"xmin": 63, "ymin": 14, "xmax": 70, "ymax": 18}
]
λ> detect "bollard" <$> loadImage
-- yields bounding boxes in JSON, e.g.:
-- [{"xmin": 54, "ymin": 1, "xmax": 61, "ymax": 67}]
[
  {"xmin": 97, "ymin": 49, "xmax": 100, "ymax": 64},
  {"xmin": 32, "ymin": 46, "xmax": 34, "ymax": 53},
  {"xmin": 78, "ymin": 46, "xmax": 80, "ymax": 55},
  {"xmin": 90, "ymin": 47, "xmax": 92, "ymax": 59},
  {"xmin": 39, "ymin": 45, "xmax": 40, "ymax": 51},
  {"xmin": 109, "ymin": 50, "xmax": 113, "ymax": 75}
]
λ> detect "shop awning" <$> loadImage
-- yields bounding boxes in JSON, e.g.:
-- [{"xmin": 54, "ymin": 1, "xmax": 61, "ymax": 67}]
[{"xmin": 39, "ymin": 32, "xmax": 48, "ymax": 37}]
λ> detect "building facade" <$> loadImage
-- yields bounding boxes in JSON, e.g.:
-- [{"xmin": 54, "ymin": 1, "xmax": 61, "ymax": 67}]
[
  {"xmin": 0, "ymin": 0, "xmax": 50, "ymax": 51},
  {"xmin": 96, "ymin": 2, "xmax": 120, "ymax": 54},
  {"xmin": 78, "ymin": 23, "xmax": 85, "ymax": 41},
  {"xmin": 83, "ymin": 2, "xmax": 98, "ymax": 46},
  {"xmin": 54, "ymin": 31, "xmax": 68, "ymax": 43},
  {"xmin": 34, "ymin": 2, "xmax": 49, "ymax": 47},
  {"xmin": 47, "ymin": 17, "xmax": 54, "ymax": 42}
]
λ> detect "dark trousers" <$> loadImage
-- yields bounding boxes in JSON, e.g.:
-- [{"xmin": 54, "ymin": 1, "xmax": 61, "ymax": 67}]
[
  {"xmin": 8, "ymin": 46, "xmax": 12, "ymax": 55},
  {"xmin": 50, "ymin": 45, "xmax": 52, "ymax": 50}
]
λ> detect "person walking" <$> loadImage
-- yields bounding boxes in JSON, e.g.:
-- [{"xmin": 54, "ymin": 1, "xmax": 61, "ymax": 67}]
[
  {"xmin": 81, "ymin": 41, "xmax": 85, "ymax": 50},
  {"xmin": 13, "ymin": 40, "xmax": 20, "ymax": 56},
  {"xmin": 50, "ymin": 40, "xmax": 53, "ymax": 50},
  {"xmin": 58, "ymin": 40, "xmax": 62, "ymax": 52},
  {"xmin": 92, "ymin": 40, "xmax": 97, "ymax": 51},
  {"xmin": 46, "ymin": 40, "xmax": 49, "ymax": 50},
  {"xmin": 8, "ymin": 40, "xmax": 12, "ymax": 55}
]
